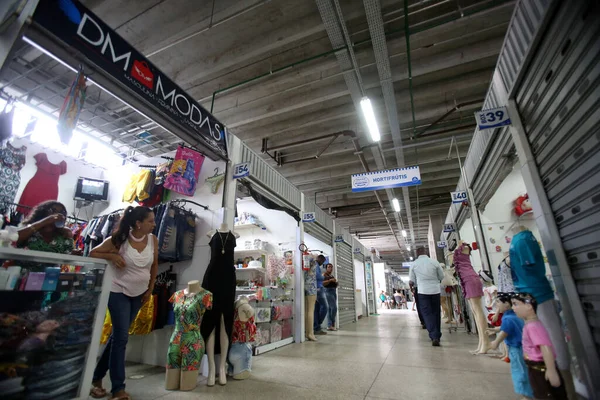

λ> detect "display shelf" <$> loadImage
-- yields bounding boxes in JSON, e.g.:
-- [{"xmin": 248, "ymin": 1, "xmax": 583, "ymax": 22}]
[
  {"xmin": 235, "ymin": 266, "xmax": 266, "ymax": 274},
  {"xmin": 235, "ymin": 248, "xmax": 269, "ymax": 256},
  {"xmin": 253, "ymin": 337, "xmax": 294, "ymax": 355},
  {"xmin": 235, "ymin": 287, "xmax": 257, "ymax": 293},
  {"xmin": 0, "ymin": 247, "xmax": 109, "ymax": 268},
  {"xmin": 233, "ymin": 224, "xmax": 265, "ymax": 232}
]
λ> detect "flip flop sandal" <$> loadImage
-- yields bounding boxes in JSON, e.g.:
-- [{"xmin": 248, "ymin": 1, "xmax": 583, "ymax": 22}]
[{"xmin": 90, "ymin": 386, "xmax": 107, "ymax": 398}]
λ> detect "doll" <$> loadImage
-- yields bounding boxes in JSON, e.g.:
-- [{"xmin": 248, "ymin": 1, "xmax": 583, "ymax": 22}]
[{"xmin": 511, "ymin": 293, "xmax": 567, "ymax": 399}]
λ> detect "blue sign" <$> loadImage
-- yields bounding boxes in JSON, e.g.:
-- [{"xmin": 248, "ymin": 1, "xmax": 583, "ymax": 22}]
[
  {"xmin": 302, "ymin": 212, "xmax": 316, "ymax": 223},
  {"xmin": 233, "ymin": 162, "xmax": 250, "ymax": 179},
  {"xmin": 437, "ymin": 241, "xmax": 447, "ymax": 248},
  {"xmin": 354, "ymin": 247, "xmax": 362, "ymax": 254},
  {"xmin": 351, "ymin": 166, "xmax": 421, "ymax": 193},
  {"xmin": 475, "ymin": 106, "xmax": 512, "ymax": 130},
  {"xmin": 443, "ymin": 223, "xmax": 456, "ymax": 233},
  {"xmin": 451, "ymin": 191, "xmax": 467, "ymax": 204},
  {"xmin": 334, "ymin": 235, "xmax": 344, "ymax": 243}
]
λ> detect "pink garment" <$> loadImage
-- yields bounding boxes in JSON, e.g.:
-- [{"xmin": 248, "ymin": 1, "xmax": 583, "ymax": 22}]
[
  {"xmin": 111, "ymin": 234, "xmax": 154, "ymax": 297},
  {"xmin": 522, "ymin": 319, "xmax": 556, "ymax": 362},
  {"xmin": 17, "ymin": 153, "xmax": 67, "ymax": 215},
  {"xmin": 453, "ymin": 245, "xmax": 484, "ymax": 299}
]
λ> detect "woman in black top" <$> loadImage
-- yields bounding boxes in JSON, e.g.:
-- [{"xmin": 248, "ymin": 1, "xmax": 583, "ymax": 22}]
[{"xmin": 323, "ymin": 263, "xmax": 338, "ymax": 331}]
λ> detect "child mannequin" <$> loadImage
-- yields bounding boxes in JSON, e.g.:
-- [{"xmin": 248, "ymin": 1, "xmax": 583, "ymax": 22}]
[
  {"xmin": 489, "ymin": 293, "xmax": 533, "ymax": 400},
  {"xmin": 512, "ymin": 293, "xmax": 567, "ymax": 399}
]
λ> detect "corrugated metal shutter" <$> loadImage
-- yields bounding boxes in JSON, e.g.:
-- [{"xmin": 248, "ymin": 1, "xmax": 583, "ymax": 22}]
[
  {"xmin": 336, "ymin": 241, "xmax": 355, "ymax": 326},
  {"xmin": 304, "ymin": 223, "xmax": 332, "ymax": 249},
  {"xmin": 515, "ymin": 0, "xmax": 600, "ymax": 355}
]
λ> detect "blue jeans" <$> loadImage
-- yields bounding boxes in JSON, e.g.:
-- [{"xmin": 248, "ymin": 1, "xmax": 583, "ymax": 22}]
[
  {"xmin": 313, "ymin": 287, "xmax": 328, "ymax": 332},
  {"xmin": 508, "ymin": 345, "xmax": 534, "ymax": 397},
  {"xmin": 325, "ymin": 288, "xmax": 337, "ymax": 327},
  {"xmin": 417, "ymin": 293, "xmax": 441, "ymax": 341},
  {"xmin": 178, "ymin": 211, "xmax": 196, "ymax": 261},
  {"xmin": 157, "ymin": 206, "xmax": 179, "ymax": 261},
  {"xmin": 93, "ymin": 292, "xmax": 143, "ymax": 394},
  {"xmin": 227, "ymin": 342, "xmax": 253, "ymax": 376}
]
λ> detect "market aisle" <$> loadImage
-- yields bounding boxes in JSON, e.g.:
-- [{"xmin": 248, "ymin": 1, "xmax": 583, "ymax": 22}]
[{"xmin": 102, "ymin": 310, "xmax": 513, "ymax": 399}]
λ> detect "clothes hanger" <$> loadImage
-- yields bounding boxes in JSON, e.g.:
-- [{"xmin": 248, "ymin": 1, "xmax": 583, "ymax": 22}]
[{"xmin": 205, "ymin": 167, "xmax": 225, "ymax": 194}]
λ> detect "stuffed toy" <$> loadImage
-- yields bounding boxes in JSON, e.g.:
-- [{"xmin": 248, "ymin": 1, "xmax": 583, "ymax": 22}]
[{"xmin": 514, "ymin": 194, "xmax": 532, "ymax": 216}]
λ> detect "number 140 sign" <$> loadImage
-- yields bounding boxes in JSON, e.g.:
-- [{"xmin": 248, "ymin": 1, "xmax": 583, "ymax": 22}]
[{"xmin": 474, "ymin": 106, "xmax": 512, "ymax": 130}]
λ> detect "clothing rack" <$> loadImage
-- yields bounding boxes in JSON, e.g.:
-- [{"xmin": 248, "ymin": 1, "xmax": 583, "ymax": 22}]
[
  {"xmin": 160, "ymin": 156, "xmax": 174, "ymax": 161},
  {"xmin": 170, "ymin": 199, "xmax": 208, "ymax": 211},
  {"xmin": 138, "ymin": 164, "xmax": 156, "ymax": 169}
]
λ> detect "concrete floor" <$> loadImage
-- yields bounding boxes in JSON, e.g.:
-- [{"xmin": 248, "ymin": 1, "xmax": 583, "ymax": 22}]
[{"xmin": 101, "ymin": 309, "xmax": 514, "ymax": 399}]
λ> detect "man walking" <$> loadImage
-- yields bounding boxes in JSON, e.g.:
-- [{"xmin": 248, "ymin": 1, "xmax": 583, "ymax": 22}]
[
  {"xmin": 409, "ymin": 247, "xmax": 445, "ymax": 346},
  {"xmin": 313, "ymin": 255, "xmax": 329, "ymax": 335}
]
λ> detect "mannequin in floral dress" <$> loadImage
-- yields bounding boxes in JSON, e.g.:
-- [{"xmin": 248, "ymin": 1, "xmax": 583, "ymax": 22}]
[{"xmin": 165, "ymin": 280, "xmax": 212, "ymax": 391}]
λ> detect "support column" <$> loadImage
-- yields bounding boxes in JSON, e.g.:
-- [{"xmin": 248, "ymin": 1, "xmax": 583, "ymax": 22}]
[
  {"xmin": 221, "ymin": 134, "xmax": 242, "ymax": 227},
  {"xmin": 294, "ymin": 193, "xmax": 306, "ymax": 342},
  {"xmin": 0, "ymin": 0, "xmax": 40, "ymax": 74}
]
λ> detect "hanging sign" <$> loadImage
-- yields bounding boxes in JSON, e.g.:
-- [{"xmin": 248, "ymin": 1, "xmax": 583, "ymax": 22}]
[
  {"xmin": 475, "ymin": 106, "xmax": 512, "ymax": 130},
  {"xmin": 437, "ymin": 241, "xmax": 448, "ymax": 248},
  {"xmin": 451, "ymin": 191, "xmax": 468, "ymax": 203},
  {"xmin": 31, "ymin": 0, "xmax": 228, "ymax": 160},
  {"xmin": 354, "ymin": 247, "xmax": 362, "ymax": 254},
  {"xmin": 351, "ymin": 166, "xmax": 421, "ymax": 193},
  {"xmin": 443, "ymin": 223, "xmax": 456, "ymax": 233},
  {"xmin": 232, "ymin": 162, "xmax": 250, "ymax": 179},
  {"xmin": 302, "ymin": 212, "xmax": 316, "ymax": 223},
  {"xmin": 334, "ymin": 235, "xmax": 344, "ymax": 243}
]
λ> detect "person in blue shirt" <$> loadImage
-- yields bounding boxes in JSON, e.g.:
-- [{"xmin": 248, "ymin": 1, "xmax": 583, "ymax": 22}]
[
  {"xmin": 313, "ymin": 255, "xmax": 329, "ymax": 335},
  {"xmin": 490, "ymin": 293, "xmax": 534, "ymax": 399}
]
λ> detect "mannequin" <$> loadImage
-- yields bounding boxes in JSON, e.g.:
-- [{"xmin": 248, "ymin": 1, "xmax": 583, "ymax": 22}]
[
  {"xmin": 440, "ymin": 264, "xmax": 456, "ymax": 324},
  {"xmin": 165, "ymin": 280, "xmax": 212, "ymax": 391},
  {"xmin": 228, "ymin": 297, "xmax": 256, "ymax": 380},
  {"xmin": 453, "ymin": 241, "xmax": 490, "ymax": 354},
  {"xmin": 303, "ymin": 254, "xmax": 318, "ymax": 341},
  {"xmin": 201, "ymin": 222, "xmax": 238, "ymax": 386},
  {"xmin": 509, "ymin": 229, "xmax": 575, "ymax": 399}
]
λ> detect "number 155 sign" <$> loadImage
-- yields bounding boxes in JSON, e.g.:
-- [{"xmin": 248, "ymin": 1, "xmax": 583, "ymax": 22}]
[{"xmin": 475, "ymin": 106, "xmax": 512, "ymax": 130}]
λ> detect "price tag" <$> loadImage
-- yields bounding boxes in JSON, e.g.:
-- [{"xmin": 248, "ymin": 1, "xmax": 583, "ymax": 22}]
[
  {"xmin": 474, "ymin": 106, "xmax": 512, "ymax": 130},
  {"xmin": 232, "ymin": 162, "xmax": 250, "ymax": 179},
  {"xmin": 302, "ymin": 212, "xmax": 316, "ymax": 223},
  {"xmin": 334, "ymin": 235, "xmax": 344, "ymax": 242},
  {"xmin": 451, "ymin": 191, "xmax": 468, "ymax": 204},
  {"xmin": 437, "ymin": 240, "xmax": 447, "ymax": 248},
  {"xmin": 443, "ymin": 223, "xmax": 456, "ymax": 233}
]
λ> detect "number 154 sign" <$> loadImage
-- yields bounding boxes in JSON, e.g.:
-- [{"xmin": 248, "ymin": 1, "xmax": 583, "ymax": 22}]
[
  {"xmin": 233, "ymin": 162, "xmax": 250, "ymax": 179},
  {"xmin": 475, "ymin": 106, "xmax": 512, "ymax": 130}
]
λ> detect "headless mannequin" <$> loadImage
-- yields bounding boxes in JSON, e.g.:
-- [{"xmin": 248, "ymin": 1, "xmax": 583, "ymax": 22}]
[
  {"xmin": 457, "ymin": 242, "xmax": 491, "ymax": 355},
  {"xmin": 165, "ymin": 280, "xmax": 203, "ymax": 391},
  {"xmin": 305, "ymin": 294, "xmax": 317, "ymax": 341},
  {"xmin": 204, "ymin": 222, "xmax": 237, "ymax": 387}
]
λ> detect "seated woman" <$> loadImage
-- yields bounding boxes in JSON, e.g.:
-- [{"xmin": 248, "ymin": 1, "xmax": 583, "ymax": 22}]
[{"xmin": 16, "ymin": 201, "xmax": 74, "ymax": 255}]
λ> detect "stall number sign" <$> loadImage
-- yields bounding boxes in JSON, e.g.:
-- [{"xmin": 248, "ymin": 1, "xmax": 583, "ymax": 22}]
[
  {"xmin": 437, "ymin": 241, "xmax": 448, "ymax": 248},
  {"xmin": 334, "ymin": 235, "xmax": 344, "ymax": 242},
  {"xmin": 233, "ymin": 162, "xmax": 250, "ymax": 179},
  {"xmin": 302, "ymin": 212, "xmax": 316, "ymax": 223},
  {"xmin": 443, "ymin": 223, "xmax": 456, "ymax": 233},
  {"xmin": 475, "ymin": 106, "xmax": 512, "ymax": 130},
  {"xmin": 451, "ymin": 191, "xmax": 468, "ymax": 203},
  {"xmin": 354, "ymin": 247, "xmax": 362, "ymax": 254}
]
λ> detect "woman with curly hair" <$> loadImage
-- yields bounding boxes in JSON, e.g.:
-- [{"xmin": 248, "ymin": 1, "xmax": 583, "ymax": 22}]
[{"xmin": 16, "ymin": 200, "xmax": 74, "ymax": 255}]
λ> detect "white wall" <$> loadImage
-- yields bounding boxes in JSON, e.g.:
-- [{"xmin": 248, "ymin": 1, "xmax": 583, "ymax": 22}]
[
  {"xmin": 304, "ymin": 233, "xmax": 333, "ymax": 258},
  {"xmin": 353, "ymin": 259, "xmax": 366, "ymax": 317},
  {"xmin": 11, "ymin": 138, "xmax": 103, "ymax": 218}
]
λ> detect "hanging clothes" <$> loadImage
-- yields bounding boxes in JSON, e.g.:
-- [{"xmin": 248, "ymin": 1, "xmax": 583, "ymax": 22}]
[
  {"xmin": 0, "ymin": 143, "xmax": 27, "ymax": 205},
  {"xmin": 122, "ymin": 169, "xmax": 153, "ymax": 203},
  {"xmin": 163, "ymin": 146, "xmax": 205, "ymax": 196},
  {"xmin": 497, "ymin": 258, "xmax": 515, "ymax": 293},
  {"xmin": 17, "ymin": 153, "xmax": 67, "ymax": 214},
  {"xmin": 57, "ymin": 67, "xmax": 87, "ymax": 145},
  {"xmin": 167, "ymin": 289, "xmax": 212, "ymax": 371},
  {"xmin": 0, "ymin": 99, "xmax": 15, "ymax": 142}
]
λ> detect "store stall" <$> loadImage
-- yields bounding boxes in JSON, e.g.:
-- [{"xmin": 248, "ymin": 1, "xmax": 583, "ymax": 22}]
[
  {"xmin": 334, "ymin": 229, "xmax": 355, "ymax": 327},
  {"xmin": 352, "ymin": 239, "xmax": 366, "ymax": 319}
]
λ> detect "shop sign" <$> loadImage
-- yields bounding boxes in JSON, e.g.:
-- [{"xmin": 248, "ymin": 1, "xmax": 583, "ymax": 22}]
[
  {"xmin": 474, "ymin": 106, "xmax": 512, "ymax": 130},
  {"xmin": 437, "ymin": 240, "xmax": 448, "ymax": 248},
  {"xmin": 451, "ymin": 191, "xmax": 468, "ymax": 203},
  {"xmin": 32, "ymin": 0, "xmax": 228, "ymax": 160},
  {"xmin": 351, "ymin": 166, "xmax": 421, "ymax": 193},
  {"xmin": 232, "ymin": 162, "xmax": 250, "ymax": 179},
  {"xmin": 334, "ymin": 235, "xmax": 344, "ymax": 243},
  {"xmin": 302, "ymin": 212, "xmax": 316, "ymax": 223},
  {"xmin": 443, "ymin": 223, "xmax": 456, "ymax": 233}
]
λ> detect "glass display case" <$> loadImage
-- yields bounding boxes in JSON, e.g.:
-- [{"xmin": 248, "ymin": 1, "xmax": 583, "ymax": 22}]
[{"xmin": 0, "ymin": 247, "xmax": 111, "ymax": 400}]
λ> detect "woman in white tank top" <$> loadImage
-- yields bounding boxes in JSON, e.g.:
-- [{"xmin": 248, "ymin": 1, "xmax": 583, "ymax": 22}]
[{"xmin": 88, "ymin": 206, "xmax": 158, "ymax": 400}]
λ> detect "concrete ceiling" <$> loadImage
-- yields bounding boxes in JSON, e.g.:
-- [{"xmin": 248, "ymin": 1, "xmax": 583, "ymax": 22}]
[{"xmin": 6, "ymin": 0, "xmax": 516, "ymax": 270}]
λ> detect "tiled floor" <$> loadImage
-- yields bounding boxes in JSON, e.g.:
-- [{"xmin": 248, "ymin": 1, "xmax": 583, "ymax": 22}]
[{"xmin": 97, "ymin": 309, "xmax": 514, "ymax": 399}]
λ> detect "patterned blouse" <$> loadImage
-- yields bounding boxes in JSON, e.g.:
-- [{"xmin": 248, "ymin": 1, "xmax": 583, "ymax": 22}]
[
  {"xmin": 231, "ymin": 307, "xmax": 257, "ymax": 344},
  {"xmin": 0, "ymin": 143, "xmax": 27, "ymax": 205},
  {"xmin": 303, "ymin": 256, "xmax": 318, "ymax": 295}
]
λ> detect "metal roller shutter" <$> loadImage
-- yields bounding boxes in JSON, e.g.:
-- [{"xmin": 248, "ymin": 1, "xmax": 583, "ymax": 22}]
[
  {"xmin": 515, "ymin": 0, "xmax": 600, "ymax": 355},
  {"xmin": 336, "ymin": 241, "xmax": 355, "ymax": 326},
  {"xmin": 304, "ymin": 223, "xmax": 332, "ymax": 249}
]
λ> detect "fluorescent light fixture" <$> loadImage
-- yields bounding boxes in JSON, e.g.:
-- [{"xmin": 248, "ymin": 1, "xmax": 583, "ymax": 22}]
[
  {"xmin": 360, "ymin": 97, "xmax": 380, "ymax": 142},
  {"xmin": 407, "ymin": 246, "xmax": 411, "ymax": 251},
  {"xmin": 392, "ymin": 198, "xmax": 401, "ymax": 212},
  {"xmin": 401, "ymin": 229, "xmax": 407, "ymax": 237}
]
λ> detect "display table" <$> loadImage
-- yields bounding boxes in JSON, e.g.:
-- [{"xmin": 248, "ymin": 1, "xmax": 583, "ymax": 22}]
[{"xmin": 0, "ymin": 247, "xmax": 111, "ymax": 400}]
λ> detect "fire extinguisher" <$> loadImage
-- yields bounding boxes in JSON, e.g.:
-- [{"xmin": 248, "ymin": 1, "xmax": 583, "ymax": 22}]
[{"xmin": 299, "ymin": 243, "xmax": 310, "ymax": 271}]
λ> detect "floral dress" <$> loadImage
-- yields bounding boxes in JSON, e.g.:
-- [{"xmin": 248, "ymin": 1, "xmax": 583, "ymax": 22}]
[
  {"xmin": 303, "ymin": 255, "xmax": 318, "ymax": 296},
  {"xmin": 0, "ymin": 143, "xmax": 27, "ymax": 205},
  {"xmin": 167, "ymin": 289, "xmax": 212, "ymax": 371}
]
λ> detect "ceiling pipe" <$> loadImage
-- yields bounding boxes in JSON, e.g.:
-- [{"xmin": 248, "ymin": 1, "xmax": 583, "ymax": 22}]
[
  {"xmin": 263, "ymin": 130, "xmax": 353, "ymax": 152},
  {"xmin": 416, "ymin": 99, "xmax": 484, "ymax": 137}
]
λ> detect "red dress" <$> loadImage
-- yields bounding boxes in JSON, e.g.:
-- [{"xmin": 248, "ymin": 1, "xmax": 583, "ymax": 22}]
[{"xmin": 17, "ymin": 153, "xmax": 67, "ymax": 215}]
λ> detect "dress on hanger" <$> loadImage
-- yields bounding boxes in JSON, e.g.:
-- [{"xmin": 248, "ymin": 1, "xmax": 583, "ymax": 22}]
[
  {"xmin": 17, "ymin": 153, "xmax": 66, "ymax": 214},
  {"xmin": 167, "ymin": 289, "xmax": 212, "ymax": 371},
  {"xmin": 497, "ymin": 259, "xmax": 515, "ymax": 293},
  {"xmin": 0, "ymin": 143, "xmax": 27, "ymax": 205},
  {"xmin": 200, "ymin": 232, "xmax": 237, "ymax": 354},
  {"xmin": 453, "ymin": 245, "xmax": 484, "ymax": 299}
]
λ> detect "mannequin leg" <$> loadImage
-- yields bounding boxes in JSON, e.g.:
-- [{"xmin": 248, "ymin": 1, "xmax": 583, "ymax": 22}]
[
  {"xmin": 206, "ymin": 329, "xmax": 216, "ymax": 386},
  {"xmin": 468, "ymin": 297, "xmax": 491, "ymax": 355},
  {"xmin": 305, "ymin": 295, "xmax": 317, "ymax": 341},
  {"xmin": 218, "ymin": 316, "xmax": 228, "ymax": 386},
  {"xmin": 165, "ymin": 369, "xmax": 181, "ymax": 390},
  {"xmin": 180, "ymin": 370, "xmax": 199, "ymax": 391}
]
